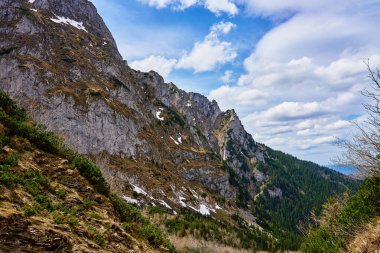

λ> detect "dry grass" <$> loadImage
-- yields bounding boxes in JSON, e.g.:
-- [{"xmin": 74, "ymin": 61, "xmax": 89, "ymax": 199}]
[
  {"xmin": 169, "ymin": 235, "xmax": 253, "ymax": 253},
  {"xmin": 347, "ymin": 216, "xmax": 380, "ymax": 253}
]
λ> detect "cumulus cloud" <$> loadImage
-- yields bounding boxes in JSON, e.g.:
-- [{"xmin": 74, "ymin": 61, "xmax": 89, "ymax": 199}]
[
  {"xmin": 220, "ymin": 70, "xmax": 233, "ymax": 83},
  {"xmin": 176, "ymin": 21, "xmax": 237, "ymax": 72},
  {"xmin": 209, "ymin": 0, "xmax": 380, "ymax": 163},
  {"xmin": 205, "ymin": 0, "xmax": 238, "ymax": 16},
  {"xmin": 130, "ymin": 55, "xmax": 177, "ymax": 78},
  {"xmin": 130, "ymin": 22, "xmax": 237, "ymax": 77},
  {"xmin": 137, "ymin": 0, "xmax": 238, "ymax": 15}
]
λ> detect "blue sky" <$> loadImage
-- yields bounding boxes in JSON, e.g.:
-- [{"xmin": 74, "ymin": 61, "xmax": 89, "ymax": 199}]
[{"xmin": 91, "ymin": 0, "xmax": 380, "ymax": 165}]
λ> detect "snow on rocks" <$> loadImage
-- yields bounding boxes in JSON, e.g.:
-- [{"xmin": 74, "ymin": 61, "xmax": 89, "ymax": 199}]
[
  {"xmin": 156, "ymin": 108, "xmax": 164, "ymax": 121},
  {"xmin": 215, "ymin": 204, "xmax": 222, "ymax": 210},
  {"xmin": 131, "ymin": 184, "xmax": 148, "ymax": 196},
  {"xmin": 123, "ymin": 196, "xmax": 140, "ymax": 205},
  {"xmin": 198, "ymin": 204, "xmax": 212, "ymax": 215},
  {"xmin": 170, "ymin": 136, "xmax": 180, "ymax": 145},
  {"xmin": 129, "ymin": 182, "xmax": 173, "ymax": 210},
  {"xmin": 159, "ymin": 200, "xmax": 172, "ymax": 210},
  {"xmin": 170, "ymin": 135, "xmax": 182, "ymax": 145},
  {"xmin": 189, "ymin": 204, "xmax": 215, "ymax": 216},
  {"xmin": 28, "ymin": 0, "xmax": 36, "ymax": 3},
  {"xmin": 178, "ymin": 196, "xmax": 187, "ymax": 207},
  {"xmin": 50, "ymin": 15, "xmax": 88, "ymax": 32}
]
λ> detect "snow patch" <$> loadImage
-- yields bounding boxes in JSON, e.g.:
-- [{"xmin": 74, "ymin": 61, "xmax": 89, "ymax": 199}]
[
  {"xmin": 50, "ymin": 15, "xmax": 88, "ymax": 32},
  {"xmin": 177, "ymin": 136, "xmax": 182, "ymax": 144},
  {"xmin": 131, "ymin": 184, "xmax": 148, "ymax": 196},
  {"xmin": 186, "ymin": 102, "xmax": 192, "ymax": 107},
  {"xmin": 179, "ymin": 196, "xmax": 187, "ymax": 207},
  {"xmin": 28, "ymin": 0, "xmax": 36, "ymax": 3},
  {"xmin": 31, "ymin": 9, "xmax": 38, "ymax": 12},
  {"xmin": 189, "ymin": 204, "xmax": 215, "ymax": 216},
  {"xmin": 123, "ymin": 196, "xmax": 139, "ymax": 205},
  {"xmin": 156, "ymin": 108, "xmax": 164, "ymax": 121},
  {"xmin": 170, "ymin": 136, "xmax": 180, "ymax": 145},
  {"xmin": 198, "ymin": 204, "xmax": 211, "ymax": 215},
  {"xmin": 159, "ymin": 200, "xmax": 172, "ymax": 209},
  {"xmin": 215, "ymin": 204, "xmax": 222, "ymax": 210}
]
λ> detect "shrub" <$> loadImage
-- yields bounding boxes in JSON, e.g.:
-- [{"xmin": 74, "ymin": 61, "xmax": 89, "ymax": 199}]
[
  {"xmin": 22, "ymin": 203, "xmax": 40, "ymax": 217},
  {"xmin": 148, "ymin": 206, "xmax": 167, "ymax": 215},
  {"xmin": 109, "ymin": 193, "xmax": 147, "ymax": 224},
  {"xmin": 52, "ymin": 211, "xmax": 65, "ymax": 224},
  {"xmin": 0, "ymin": 135, "xmax": 10, "ymax": 148},
  {"xmin": 22, "ymin": 170, "xmax": 50, "ymax": 196},
  {"xmin": 138, "ymin": 224, "xmax": 170, "ymax": 248},
  {"xmin": 0, "ymin": 91, "xmax": 27, "ymax": 120},
  {"xmin": 82, "ymin": 198, "xmax": 95, "ymax": 209},
  {"xmin": 0, "ymin": 154, "xmax": 19, "ymax": 166},
  {"xmin": 302, "ymin": 176, "xmax": 380, "ymax": 252},
  {"xmin": 0, "ymin": 165, "xmax": 20, "ymax": 188},
  {"xmin": 52, "ymin": 211, "xmax": 78, "ymax": 227},
  {"xmin": 35, "ymin": 195, "xmax": 55, "ymax": 212},
  {"xmin": 86, "ymin": 225, "xmax": 106, "ymax": 247},
  {"xmin": 55, "ymin": 188, "xmax": 67, "ymax": 199},
  {"xmin": 70, "ymin": 156, "xmax": 109, "ymax": 195}
]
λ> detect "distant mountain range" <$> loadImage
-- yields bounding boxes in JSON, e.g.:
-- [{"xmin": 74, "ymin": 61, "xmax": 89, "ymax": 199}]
[{"xmin": 326, "ymin": 165, "xmax": 359, "ymax": 175}]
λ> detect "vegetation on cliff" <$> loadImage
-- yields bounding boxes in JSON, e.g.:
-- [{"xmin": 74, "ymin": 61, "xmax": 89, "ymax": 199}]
[{"xmin": 0, "ymin": 90, "xmax": 174, "ymax": 252}]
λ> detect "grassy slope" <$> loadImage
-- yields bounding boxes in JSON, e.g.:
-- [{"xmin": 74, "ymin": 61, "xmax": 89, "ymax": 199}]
[{"xmin": 0, "ymin": 90, "xmax": 174, "ymax": 252}]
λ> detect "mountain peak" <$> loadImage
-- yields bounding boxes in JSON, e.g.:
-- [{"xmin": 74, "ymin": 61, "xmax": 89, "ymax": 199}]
[{"xmin": 29, "ymin": 0, "xmax": 118, "ymax": 49}]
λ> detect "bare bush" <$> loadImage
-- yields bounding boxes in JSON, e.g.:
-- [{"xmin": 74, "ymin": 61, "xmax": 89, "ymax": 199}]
[{"xmin": 338, "ymin": 63, "xmax": 380, "ymax": 176}]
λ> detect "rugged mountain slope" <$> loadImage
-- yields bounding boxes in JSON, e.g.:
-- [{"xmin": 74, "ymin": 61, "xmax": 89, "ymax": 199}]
[
  {"xmin": 0, "ymin": 0, "xmax": 358, "ymax": 250},
  {"xmin": 0, "ymin": 91, "xmax": 172, "ymax": 252}
]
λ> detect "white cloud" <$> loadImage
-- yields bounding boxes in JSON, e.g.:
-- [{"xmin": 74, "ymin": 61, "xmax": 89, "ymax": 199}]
[
  {"xmin": 138, "ymin": 0, "xmax": 177, "ymax": 9},
  {"xmin": 137, "ymin": 0, "xmax": 238, "ymax": 15},
  {"xmin": 130, "ymin": 55, "xmax": 177, "ymax": 78},
  {"xmin": 220, "ymin": 70, "xmax": 233, "ymax": 83},
  {"xmin": 209, "ymin": 0, "xmax": 380, "ymax": 163},
  {"xmin": 177, "ymin": 21, "xmax": 237, "ymax": 72},
  {"xmin": 205, "ymin": 0, "xmax": 238, "ymax": 16},
  {"xmin": 238, "ymin": 0, "xmax": 341, "ymax": 16}
]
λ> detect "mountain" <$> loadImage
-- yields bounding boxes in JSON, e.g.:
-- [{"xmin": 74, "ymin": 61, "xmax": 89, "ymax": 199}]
[
  {"xmin": 0, "ymin": 90, "xmax": 173, "ymax": 252},
  {"xmin": 0, "ymin": 0, "xmax": 358, "ymax": 251}
]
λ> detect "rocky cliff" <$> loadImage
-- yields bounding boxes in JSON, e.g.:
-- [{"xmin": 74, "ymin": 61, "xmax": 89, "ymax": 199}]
[{"xmin": 0, "ymin": 0, "xmax": 264, "ymax": 214}]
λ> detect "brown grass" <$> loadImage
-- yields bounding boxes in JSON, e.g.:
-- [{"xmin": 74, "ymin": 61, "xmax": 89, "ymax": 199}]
[
  {"xmin": 169, "ymin": 235, "xmax": 253, "ymax": 253},
  {"xmin": 346, "ymin": 216, "xmax": 380, "ymax": 253}
]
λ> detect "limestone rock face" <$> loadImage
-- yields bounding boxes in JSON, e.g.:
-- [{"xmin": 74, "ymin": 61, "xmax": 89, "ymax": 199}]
[{"xmin": 0, "ymin": 0, "xmax": 268, "ymax": 217}]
